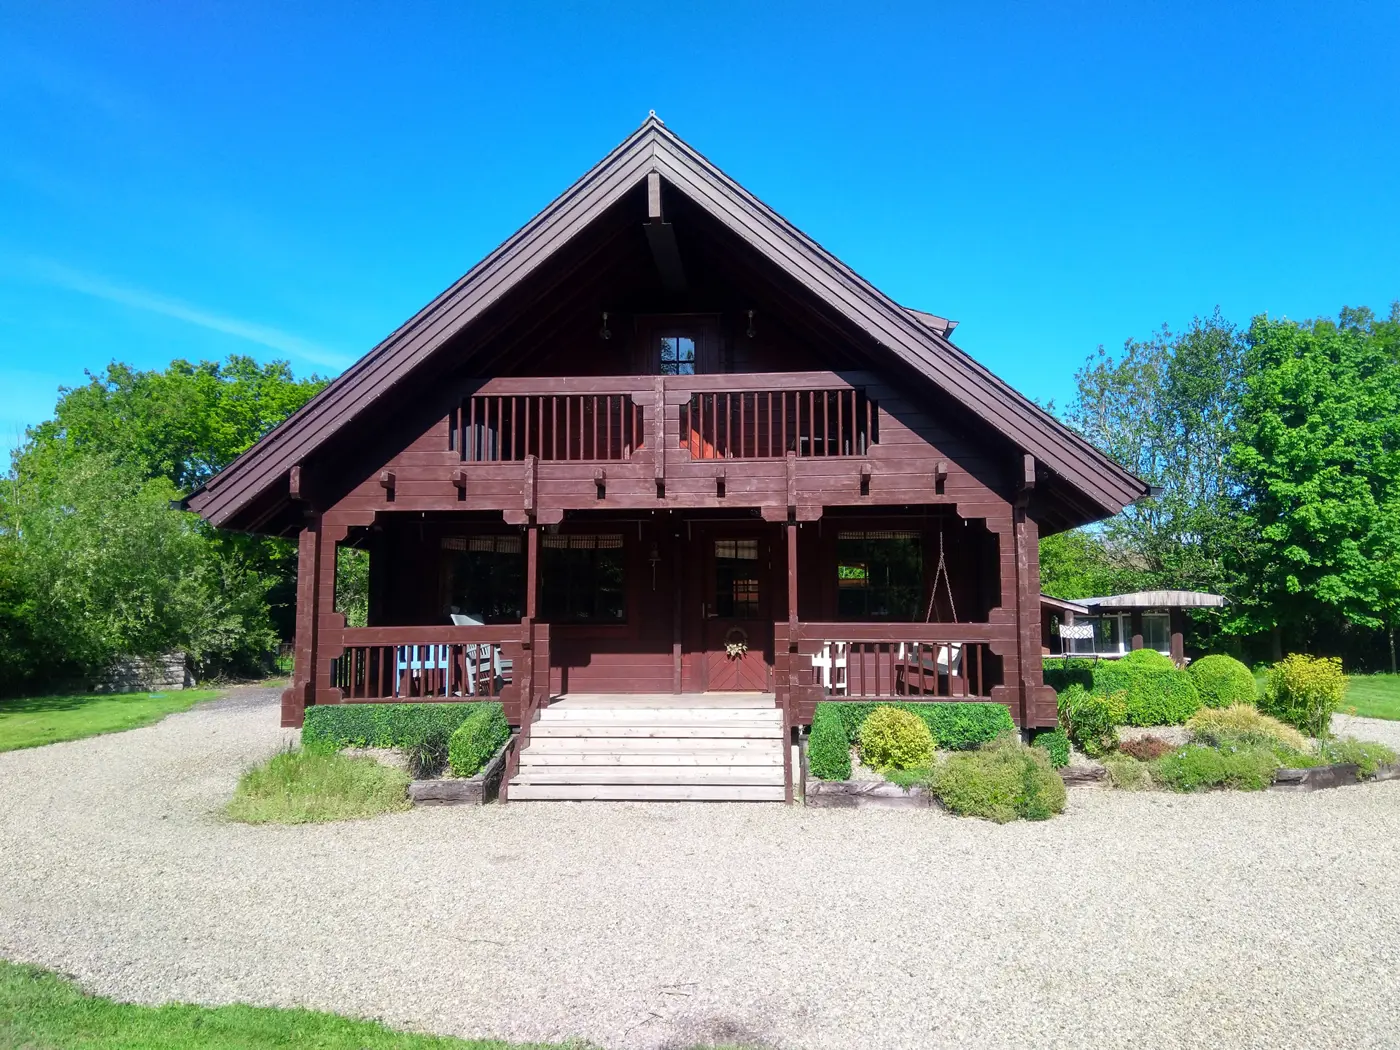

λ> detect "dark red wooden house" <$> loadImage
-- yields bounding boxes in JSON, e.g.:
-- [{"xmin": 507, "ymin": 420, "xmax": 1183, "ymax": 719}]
[{"xmin": 187, "ymin": 117, "xmax": 1146, "ymax": 800}]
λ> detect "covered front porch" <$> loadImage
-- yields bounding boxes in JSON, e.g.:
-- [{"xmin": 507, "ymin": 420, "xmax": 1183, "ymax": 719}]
[{"xmin": 315, "ymin": 506, "xmax": 1023, "ymax": 718}]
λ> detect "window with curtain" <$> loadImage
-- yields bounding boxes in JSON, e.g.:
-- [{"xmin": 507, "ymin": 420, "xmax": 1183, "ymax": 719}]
[
  {"xmin": 541, "ymin": 534, "xmax": 626, "ymax": 623},
  {"xmin": 835, "ymin": 530, "xmax": 923, "ymax": 621},
  {"xmin": 442, "ymin": 536, "xmax": 524, "ymax": 623}
]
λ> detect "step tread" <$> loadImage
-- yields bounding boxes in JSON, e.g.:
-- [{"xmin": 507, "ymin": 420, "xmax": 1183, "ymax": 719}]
[
  {"xmin": 520, "ymin": 752, "xmax": 782, "ymax": 766},
  {"xmin": 511, "ymin": 768, "xmax": 785, "ymax": 786},
  {"xmin": 530, "ymin": 725, "xmax": 783, "ymax": 739},
  {"xmin": 507, "ymin": 784, "xmax": 786, "ymax": 802}
]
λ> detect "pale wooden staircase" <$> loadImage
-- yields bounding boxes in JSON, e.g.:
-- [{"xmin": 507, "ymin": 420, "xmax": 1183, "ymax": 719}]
[{"xmin": 507, "ymin": 696, "xmax": 786, "ymax": 801}]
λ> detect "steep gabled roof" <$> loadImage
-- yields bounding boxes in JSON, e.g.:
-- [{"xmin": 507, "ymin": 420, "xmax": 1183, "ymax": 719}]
[{"xmin": 187, "ymin": 115, "xmax": 1147, "ymax": 528}]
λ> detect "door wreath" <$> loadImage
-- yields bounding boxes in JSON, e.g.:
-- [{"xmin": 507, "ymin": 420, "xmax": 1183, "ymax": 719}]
[{"xmin": 724, "ymin": 626, "xmax": 749, "ymax": 659}]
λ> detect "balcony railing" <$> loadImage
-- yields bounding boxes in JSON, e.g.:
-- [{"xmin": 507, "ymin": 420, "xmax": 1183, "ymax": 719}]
[
  {"xmin": 456, "ymin": 393, "xmax": 644, "ymax": 463},
  {"xmin": 453, "ymin": 372, "xmax": 880, "ymax": 464},
  {"xmin": 791, "ymin": 623, "xmax": 1007, "ymax": 700}
]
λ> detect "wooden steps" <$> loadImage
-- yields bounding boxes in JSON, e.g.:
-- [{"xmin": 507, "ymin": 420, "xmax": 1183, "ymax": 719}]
[{"xmin": 508, "ymin": 700, "xmax": 786, "ymax": 802}]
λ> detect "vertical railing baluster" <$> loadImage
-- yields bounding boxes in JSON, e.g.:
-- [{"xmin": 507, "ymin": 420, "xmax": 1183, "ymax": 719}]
[
  {"xmin": 606, "ymin": 394, "xmax": 613, "ymax": 460},
  {"xmin": 739, "ymin": 393, "xmax": 746, "ymax": 458}
]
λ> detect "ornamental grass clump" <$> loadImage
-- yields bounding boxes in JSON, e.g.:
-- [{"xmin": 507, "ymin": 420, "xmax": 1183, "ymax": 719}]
[
  {"xmin": 858, "ymin": 706, "xmax": 934, "ymax": 772},
  {"xmin": 1260, "ymin": 654, "xmax": 1347, "ymax": 738},
  {"xmin": 929, "ymin": 734, "xmax": 1066, "ymax": 823},
  {"xmin": 226, "ymin": 748, "xmax": 411, "ymax": 824},
  {"xmin": 1057, "ymin": 683, "xmax": 1125, "ymax": 757},
  {"xmin": 1187, "ymin": 654, "xmax": 1257, "ymax": 709},
  {"xmin": 1187, "ymin": 704, "xmax": 1308, "ymax": 753}
]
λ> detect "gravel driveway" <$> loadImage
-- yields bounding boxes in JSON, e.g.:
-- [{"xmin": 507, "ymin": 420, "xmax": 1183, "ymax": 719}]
[{"xmin": 3, "ymin": 689, "xmax": 1400, "ymax": 1050}]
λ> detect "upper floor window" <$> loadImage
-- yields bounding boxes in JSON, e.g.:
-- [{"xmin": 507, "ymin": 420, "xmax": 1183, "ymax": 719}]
[{"xmin": 659, "ymin": 336, "xmax": 696, "ymax": 375}]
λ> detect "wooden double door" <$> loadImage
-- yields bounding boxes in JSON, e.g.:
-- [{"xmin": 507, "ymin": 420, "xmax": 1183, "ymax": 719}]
[{"xmin": 696, "ymin": 528, "xmax": 775, "ymax": 691}]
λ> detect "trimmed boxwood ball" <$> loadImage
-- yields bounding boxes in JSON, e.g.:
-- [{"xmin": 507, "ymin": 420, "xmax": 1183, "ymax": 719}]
[
  {"xmin": 1187, "ymin": 654, "xmax": 1257, "ymax": 709},
  {"xmin": 858, "ymin": 706, "xmax": 934, "ymax": 771},
  {"xmin": 1118, "ymin": 648, "xmax": 1176, "ymax": 670},
  {"xmin": 446, "ymin": 703, "xmax": 509, "ymax": 777},
  {"xmin": 1031, "ymin": 727, "xmax": 1071, "ymax": 769},
  {"xmin": 301, "ymin": 702, "xmax": 488, "ymax": 750},
  {"xmin": 1093, "ymin": 659, "xmax": 1201, "ymax": 727}
]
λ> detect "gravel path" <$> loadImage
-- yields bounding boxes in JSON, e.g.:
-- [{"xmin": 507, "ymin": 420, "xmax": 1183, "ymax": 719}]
[{"xmin": 3, "ymin": 691, "xmax": 1400, "ymax": 1050}]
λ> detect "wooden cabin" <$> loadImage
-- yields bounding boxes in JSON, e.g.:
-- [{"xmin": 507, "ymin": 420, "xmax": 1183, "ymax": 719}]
[{"xmin": 186, "ymin": 117, "xmax": 1147, "ymax": 800}]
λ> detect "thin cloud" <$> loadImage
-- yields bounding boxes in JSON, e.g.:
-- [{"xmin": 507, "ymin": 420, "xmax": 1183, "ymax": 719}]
[{"xmin": 25, "ymin": 258, "xmax": 352, "ymax": 370}]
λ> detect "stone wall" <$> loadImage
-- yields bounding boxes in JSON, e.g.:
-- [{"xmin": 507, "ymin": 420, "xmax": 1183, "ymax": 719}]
[{"xmin": 95, "ymin": 652, "xmax": 192, "ymax": 693}]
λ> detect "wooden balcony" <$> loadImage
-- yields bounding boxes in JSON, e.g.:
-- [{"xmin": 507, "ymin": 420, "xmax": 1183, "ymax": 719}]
[{"xmin": 434, "ymin": 371, "xmax": 892, "ymax": 517}]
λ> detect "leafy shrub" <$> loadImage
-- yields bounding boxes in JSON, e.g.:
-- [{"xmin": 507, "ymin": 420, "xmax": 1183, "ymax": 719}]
[
  {"xmin": 446, "ymin": 703, "xmax": 510, "ymax": 777},
  {"xmin": 1118, "ymin": 735, "xmax": 1175, "ymax": 761},
  {"xmin": 1057, "ymin": 684, "xmax": 1125, "ymax": 757},
  {"xmin": 1103, "ymin": 754, "xmax": 1151, "ymax": 790},
  {"xmin": 808, "ymin": 704, "xmax": 852, "ymax": 780},
  {"xmin": 1150, "ymin": 743, "xmax": 1281, "ymax": 792},
  {"xmin": 301, "ymin": 702, "xmax": 486, "ymax": 750},
  {"xmin": 1187, "ymin": 704, "xmax": 1308, "ymax": 752},
  {"xmin": 1260, "ymin": 654, "xmax": 1347, "ymax": 738},
  {"xmin": 858, "ymin": 706, "xmax": 935, "ymax": 771},
  {"xmin": 808, "ymin": 702, "xmax": 1015, "ymax": 781},
  {"xmin": 225, "ymin": 748, "xmax": 411, "ymax": 824},
  {"xmin": 402, "ymin": 725, "xmax": 449, "ymax": 779},
  {"xmin": 929, "ymin": 735, "xmax": 1066, "ymax": 822},
  {"xmin": 1187, "ymin": 654, "xmax": 1257, "ymax": 709},
  {"xmin": 1318, "ymin": 736, "xmax": 1399, "ymax": 778},
  {"xmin": 1042, "ymin": 657, "xmax": 1096, "ymax": 694},
  {"xmin": 1094, "ymin": 660, "xmax": 1201, "ymax": 726},
  {"xmin": 1031, "ymin": 728, "xmax": 1071, "ymax": 769}
]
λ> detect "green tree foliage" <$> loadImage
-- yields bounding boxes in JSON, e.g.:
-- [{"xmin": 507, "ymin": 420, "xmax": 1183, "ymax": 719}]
[
  {"xmin": 1061, "ymin": 311, "xmax": 1246, "ymax": 595},
  {"xmin": 1038, "ymin": 528, "xmax": 1147, "ymax": 600},
  {"xmin": 1, "ymin": 356, "xmax": 325, "ymax": 691},
  {"xmin": 1227, "ymin": 308, "xmax": 1400, "ymax": 650}
]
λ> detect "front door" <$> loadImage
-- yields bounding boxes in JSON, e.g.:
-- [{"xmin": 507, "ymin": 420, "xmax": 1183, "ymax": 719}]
[{"xmin": 703, "ymin": 535, "xmax": 772, "ymax": 691}]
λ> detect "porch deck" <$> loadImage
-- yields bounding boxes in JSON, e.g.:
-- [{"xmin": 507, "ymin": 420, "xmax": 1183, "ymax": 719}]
[{"xmin": 545, "ymin": 692, "xmax": 777, "ymax": 709}]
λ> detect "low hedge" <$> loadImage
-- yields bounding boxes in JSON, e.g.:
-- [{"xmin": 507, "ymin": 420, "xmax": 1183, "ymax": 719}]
[
  {"xmin": 447, "ymin": 704, "xmax": 510, "ymax": 777},
  {"xmin": 1187, "ymin": 654, "xmax": 1257, "ymax": 709},
  {"xmin": 1093, "ymin": 660, "xmax": 1201, "ymax": 726},
  {"xmin": 302, "ymin": 702, "xmax": 492, "ymax": 750},
  {"xmin": 930, "ymin": 736, "xmax": 1067, "ymax": 822},
  {"xmin": 807, "ymin": 701, "xmax": 1016, "ymax": 780},
  {"xmin": 1042, "ymin": 657, "xmax": 1097, "ymax": 694}
]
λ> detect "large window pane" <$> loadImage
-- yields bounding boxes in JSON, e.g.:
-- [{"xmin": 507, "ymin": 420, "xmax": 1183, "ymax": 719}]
[
  {"xmin": 442, "ymin": 536, "xmax": 524, "ymax": 623},
  {"xmin": 835, "ymin": 530, "xmax": 923, "ymax": 621},
  {"xmin": 541, "ymin": 534, "xmax": 626, "ymax": 623},
  {"xmin": 1142, "ymin": 611, "xmax": 1171, "ymax": 652}
]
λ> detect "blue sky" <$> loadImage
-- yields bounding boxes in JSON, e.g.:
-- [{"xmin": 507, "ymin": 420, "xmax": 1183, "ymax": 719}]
[{"xmin": 2, "ymin": 1, "xmax": 1397, "ymax": 470}]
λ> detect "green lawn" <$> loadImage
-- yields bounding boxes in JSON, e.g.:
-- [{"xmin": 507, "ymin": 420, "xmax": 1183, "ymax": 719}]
[
  {"xmin": 0, "ymin": 960, "xmax": 566, "ymax": 1049},
  {"xmin": 1343, "ymin": 674, "xmax": 1400, "ymax": 721},
  {"xmin": 0, "ymin": 689, "xmax": 219, "ymax": 752}
]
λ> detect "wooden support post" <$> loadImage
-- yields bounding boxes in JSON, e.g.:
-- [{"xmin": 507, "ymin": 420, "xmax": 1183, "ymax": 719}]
[
  {"xmin": 525, "ymin": 524, "xmax": 539, "ymax": 623},
  {"xmin": 1170, "ymin": 608, "xmax": 1186, "ymax": 668},
  {"xmin": 653, "ymin": 378, "xmax": 666, "ymax": 495},
  {"xmin": 281, "ymin": 519, "xmax": 322, "ymax": 727},
  {"xmin": 672, "ymin": 521, "xmax": 683, "ymax": 693},
  {"xmin": 786, "ymin": 522, "xmax": 799, "ymax": 644},
  {"xmin": 1130, "ymin": 608, "xmax": 1144, "ymax": 652}
]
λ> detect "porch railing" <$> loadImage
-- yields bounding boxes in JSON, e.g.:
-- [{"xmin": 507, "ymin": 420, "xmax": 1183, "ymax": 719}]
[
  {"xmin": 792, "ymin": 623, "xmax": 1006, "ymax": 700},
  {"xmin": 330, "ymin": 625, "xmax": 528, "ymax": 705}
]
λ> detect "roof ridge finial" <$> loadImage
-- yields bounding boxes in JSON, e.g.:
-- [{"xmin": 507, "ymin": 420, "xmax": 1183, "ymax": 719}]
[{"xmin": 648, "ymin": 109, "xmax": 664, "ymax": 125}]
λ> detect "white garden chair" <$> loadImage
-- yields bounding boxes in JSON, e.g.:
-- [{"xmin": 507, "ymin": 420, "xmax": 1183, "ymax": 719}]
[{"xmin": 450, "ymin": 612, "xmax": 512, "ymax": 695}]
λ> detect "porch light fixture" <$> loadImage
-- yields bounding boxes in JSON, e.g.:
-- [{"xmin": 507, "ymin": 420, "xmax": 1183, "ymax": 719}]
[
  {"xmin": 599, "ymin": 311, "xmax": 611, "ymax": 340},
  {"xmin": 745, "ymin": 309, "xmax": 756, "ymax": 338}
]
